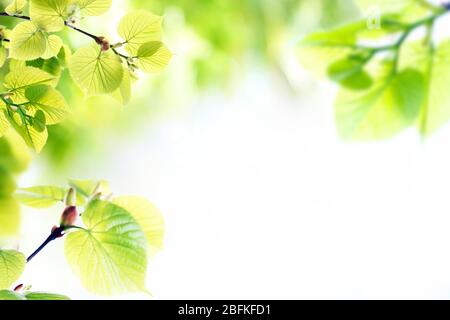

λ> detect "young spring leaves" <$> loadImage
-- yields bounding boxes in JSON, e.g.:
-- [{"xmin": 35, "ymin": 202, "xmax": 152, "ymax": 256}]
[
  {"xmin": 0, "ymin": 290, "xmax": 70, "ymax": 300},
  {"xmin": 0, "ymin": 0, "xmax": 172, "ymax": 154},
  {"xmin": 65, "ymin": 199, "xmax": 148, "ymax": 295},
  {"xmin": 15, "ymin": 179, "xmax": 165, "ymax": 296},
  {"xmin": 299, "ymin": 0, "xmax": 450, "ymax": 139}
]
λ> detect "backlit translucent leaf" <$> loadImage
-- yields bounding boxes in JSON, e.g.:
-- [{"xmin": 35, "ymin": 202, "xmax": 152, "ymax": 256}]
[
  {"xmin": 0, "ymin": 107, "xmax": 10, "ymax": 137},
  {"xmin": 30, "ymin": 0, "xmax": 69, "ymax": 32},
  {"xmin": 0, "ymin": 250, "xmax": 25, "ymax": 290},
  {"xmin": 26, "ymin": 58, "xmax": 62, "ymax": 87},
  {"xmin": 0, "ymin": 197, "xmax": 21, "ymax": 238},
  {"xmin": 136, "ymin": 41, "xmax": 172, "ymax": 73},
  {"xmin": 0, "ymin": 168, "xmax": 16, "ymax": 197},
  {"xmin": 69, "ymin": 46, "xmax": 124, "ymax": 94},
  {"xmin": 15, "ymin": 186, "xmax": 67, "ymax": 208},
  {"xmin": 399, "ymin": 40, "xmax": 450, "ymax": 136},
  {"xmin": 5, "ymin": 0, "xmax": 27, "ymax": 16},
  {"xmin": 72, "ymin": 0, "xmax": 111, "ymax": 16},
  {"xmin": 25, "ymin": 85, "xmax": 69, "ymax": 125},
  {"xmin": 9, "ymin": 21, "xmax": 47, "ymax": 61},
  {"xmin": 118, "ymin": 11, "xmax": 162, "ymax": 55},
  {"xmin": 65, "ymin": 199, "xmax": 148, "ymax": 295},
  {"xmin": 42, "ymin": 35, "xmax": 63, "ymax": 60},
  {"xmin": 335, "ymin": 61, "xmax": 425, "ymax": 140},
  {"xmin": 0, "ymin": 290, "xmax": 70, "ymax": 300},
  {"xmin": 24, "ymin": 292, "xmax": 70, "ymax": 300},
  {"xmin": 0, "ymin": 130, "xmax": 31, "ymax": 174},
  {"xmin": 0, "ymin": 47, "xmax": 6, "ymax": 67},
  {"xmin": 113, "ymin": 196, "xmax": 165, "ymax": 256},
  {"xmin": 112, "ymin": 66, "xmax": 132, "ymax": 105}
]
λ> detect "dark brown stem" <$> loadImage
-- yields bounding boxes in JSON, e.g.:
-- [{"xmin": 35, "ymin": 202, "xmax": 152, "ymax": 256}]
[{"xmin": 26, "ymin": 227, "xmax": 65, "ymax": 263}]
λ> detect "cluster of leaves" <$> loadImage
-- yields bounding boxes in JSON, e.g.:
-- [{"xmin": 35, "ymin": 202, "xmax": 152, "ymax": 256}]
[
  {"xmin": 0, "ymin": 179, "xmax": 165, "ymax": 298},
  {"xmin": 299, "ymin": 0, "xmax": 450, "ymax": 139},
  {"xmin": 0, "ymin": 250, "xmax": 69, "ymax": 300},
  {"xmin": 0, "ymin": 0, "xmax": 172, "ymax": 152}
]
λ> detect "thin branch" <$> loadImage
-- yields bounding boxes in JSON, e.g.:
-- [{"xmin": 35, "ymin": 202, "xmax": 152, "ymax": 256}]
[{"xmin": 0, "ymin": 12, "xmax": 102, "ymax": 45}]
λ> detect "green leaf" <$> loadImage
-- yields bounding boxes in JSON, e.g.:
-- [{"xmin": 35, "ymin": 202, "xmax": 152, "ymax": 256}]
[
  {"xmin": 399, "ymin": 40, "xmax": 450, "ymax": 136},
  {"xmin": 24, "ymin": 292, "xmax": 70, "ymax": 300},
  {"xmin": 335, "ymin": 61, "xmax": 425, "ymax": 140},
  {"xmin": 5, "ymin": 0, "xmax": 27, "ymax": 16},
  {"xmin": 0, "ymin": 290, "xmax": 70, "ymax": 300},
  {"xmin": 65, "ymin": 199, "xmax": 148, "ymax": 295},
  {"xmin": 69, "ymin": 46, "xmax": 124, "ymax": 94},
  {"xmin": 0, "ymin": 168, "xmax": 16, "ymax": 197},
  {"xmin": 42, "ymin": 35, "xmax": 63, "ymax": 60},
  {"xmin": 112, "ymin": 66, "xmax": 132, "ymax": 105},
  {"xmin": 0, "ymin": 250, "xmax": 25, "ymax": 290},
  {"xmin": 30, "ymin": 0, "xmax": 69, "ymax": 32},
  {"xmin": 68, "ymin": 178, "xmax": 110, "ymax": 198},
  {"xmin": 113, "ymin": 196, "xmax": 165, "ymax": 257},
  {"xmin": 9, "ymin": 21, "xmax": 47, "ymax": 61},
  {"xmin": 0, "ymin": 197, "xmax": 21, "ymax": 238},
  {"xmin": 72, "ymin": 0, "xmax": 112, "ymax": 16},
  {"xmin": 136, "ymin": 41, "xmax": 172, "ymax": 73},
  {"xmin": 57, "ymin": 44, "xmax": 72, "ymax": 68},
  {"xmin": 356, "ymin": 0, "xmax": 416, "ymax": 12},
  {"xmin": 118, "ymin": 11, "xmax": 163, "ymax": 55},
  {"xmin": 0, "ymin": 131, "xmax": 31, "ymax": 174},
  {"xmin": 25, "ymin": 85, "xmax": 70, "ymax": 125},
  {"xmin": 15, "ymin": 186, "xmax": 67, "ymax": 208}
]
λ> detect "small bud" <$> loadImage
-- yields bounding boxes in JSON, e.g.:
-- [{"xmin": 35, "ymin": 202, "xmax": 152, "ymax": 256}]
[
  {"xmin": 14, "ymin": 284, "xmax": 24, "ymax": 292},
  {"xmin": 127, "ymin": 57, "xmax": 135, "ymax": 65},
  {"xmin": 60, "ymin": 206, "xmax": 78, "ymax": 227},
  {"xmin": 96, "ymin": 36, "xmax": 110, "ymax": 51}
]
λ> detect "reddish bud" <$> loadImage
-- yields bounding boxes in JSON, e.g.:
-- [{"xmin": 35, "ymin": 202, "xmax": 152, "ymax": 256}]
[{"xmin": 60, "ymin": 206, "xmax": 78, "ymax": 227}]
